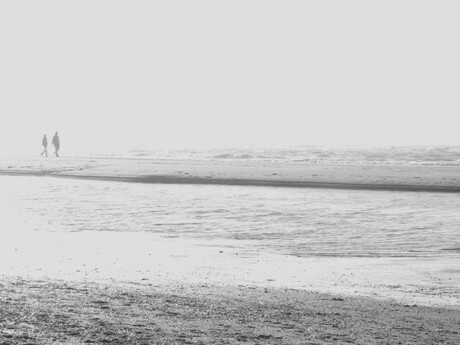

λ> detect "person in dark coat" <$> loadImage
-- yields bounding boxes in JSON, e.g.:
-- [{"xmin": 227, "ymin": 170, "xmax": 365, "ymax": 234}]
[
  {"xmin": 41, "ymin": 134, "xmax": 48, "ymax": 156},
  {"xmin": 52, "ymin": 132, "xmax": 60, "ymax": 157}
]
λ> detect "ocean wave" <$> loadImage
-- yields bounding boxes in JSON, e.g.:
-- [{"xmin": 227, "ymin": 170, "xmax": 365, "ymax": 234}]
[{"xmin": 124, "ymin": 146, "xmax": 460, "ymax": 167}]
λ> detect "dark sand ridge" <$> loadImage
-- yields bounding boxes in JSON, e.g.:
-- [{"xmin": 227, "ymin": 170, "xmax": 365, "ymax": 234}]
[
  {"xmin": 1, "ymin": 277, "xmax": 459, "ymax": 345},
  {"xmin": 45, "ymin": 174, "xmax": 460, "ymax": 193},
  {"xmin": 1, "ymin": 155, "xmax": 460, "ymax": 192}
]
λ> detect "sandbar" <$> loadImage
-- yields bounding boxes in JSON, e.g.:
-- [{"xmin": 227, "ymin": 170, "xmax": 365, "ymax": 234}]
[{"xmin": 1, "ymin": 155, "xmax": 460, "ymax": 192}]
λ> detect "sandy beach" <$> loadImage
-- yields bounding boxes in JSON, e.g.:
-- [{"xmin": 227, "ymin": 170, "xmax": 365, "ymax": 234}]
[
  {"xmin": 1, "ymin": 155, "xmax": 459, "ymax": 344},
  {"xmin": 1, "ymin": 277, "xmax": 459, "ymax": 344}
]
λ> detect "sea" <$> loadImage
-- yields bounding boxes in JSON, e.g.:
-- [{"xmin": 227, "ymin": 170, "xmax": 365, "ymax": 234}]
[
  {"xmin": 2, "ymin": 145, "xmax": 460, "ymax": 260},
  {"xmin": 121, "ymin": 145, "xmax": 460, "ymax": 166}
]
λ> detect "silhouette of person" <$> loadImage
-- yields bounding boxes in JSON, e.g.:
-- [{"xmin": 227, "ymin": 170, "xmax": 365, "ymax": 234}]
[
  {"xmin": 41, "ymin": 134, "xmax": 48, "ymax": 156},
  {"xmin": 52, "ymin": 132, "xmax": 60, "ymax": 157}
]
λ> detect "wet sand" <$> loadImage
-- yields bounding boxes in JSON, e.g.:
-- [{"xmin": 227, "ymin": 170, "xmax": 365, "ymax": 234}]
[{"xmin": 1, "ymin": 227, "xmax": 459, "ymax": 309}]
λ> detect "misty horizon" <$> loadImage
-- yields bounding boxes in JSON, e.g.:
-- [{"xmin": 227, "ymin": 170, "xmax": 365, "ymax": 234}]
[{"xmin": 1, "ymin": 1, "xmax": 459, "ymax": 156}]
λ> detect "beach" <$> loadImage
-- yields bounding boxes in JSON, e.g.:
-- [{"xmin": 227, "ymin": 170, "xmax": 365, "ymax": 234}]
[
  {"xmin": 3, "ymin": 0, "xmax": 460, "ymax": 342},
  {"xmin": 1, "ymin": 155, "xmax": 459, "ymax": 344},
  {"xmin": 1, "ymin": 277, "xmax": 459, "ymax": 344}
]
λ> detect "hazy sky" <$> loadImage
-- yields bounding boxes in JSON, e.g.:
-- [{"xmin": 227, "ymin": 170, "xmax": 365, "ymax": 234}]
[{"xmin": 1, "ymin": 1, "xmax": 459, "ymax": 154}]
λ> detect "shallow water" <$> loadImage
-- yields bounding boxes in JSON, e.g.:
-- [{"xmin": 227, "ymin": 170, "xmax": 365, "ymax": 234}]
[{"xmin": 2, "ymin": 175, "xmax": 460, "ymax": 258}]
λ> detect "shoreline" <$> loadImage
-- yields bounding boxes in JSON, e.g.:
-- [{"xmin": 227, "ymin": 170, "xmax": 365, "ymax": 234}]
[{"xmin": 1, "ymin": 228, "xmax": 458, "ymax": 310}]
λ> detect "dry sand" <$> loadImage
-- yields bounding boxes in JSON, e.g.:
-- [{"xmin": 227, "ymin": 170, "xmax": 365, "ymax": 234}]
[{"xmin": 1, "ymin": 277, "xmax": 459, "ymax": 345}]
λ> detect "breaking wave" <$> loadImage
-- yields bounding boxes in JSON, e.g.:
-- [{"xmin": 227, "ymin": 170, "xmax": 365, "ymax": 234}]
[{"xmin": 124, "ymin": 145, "xmax": 460, "ymax": 167}]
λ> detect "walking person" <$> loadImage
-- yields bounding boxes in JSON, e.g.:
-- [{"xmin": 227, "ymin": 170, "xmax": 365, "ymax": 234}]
[
  {"xmin": 40, "ymin": 134, "xmax": 48, "ymax": 156},
  {"xmin": 52, "ymin": 131, "xmax": 60, "ymax": 157}
]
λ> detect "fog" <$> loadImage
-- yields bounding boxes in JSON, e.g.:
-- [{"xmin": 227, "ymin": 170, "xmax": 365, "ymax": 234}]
[{"xmin": 1, "ymin": 1, "xmax": 459, "ymax": 156}]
